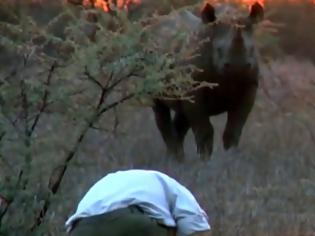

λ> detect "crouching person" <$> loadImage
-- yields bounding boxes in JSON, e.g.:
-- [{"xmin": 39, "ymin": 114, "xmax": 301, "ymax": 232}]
[{"xmin": 65, "ymin": 169, "xmax": 211, "ymax": 236}]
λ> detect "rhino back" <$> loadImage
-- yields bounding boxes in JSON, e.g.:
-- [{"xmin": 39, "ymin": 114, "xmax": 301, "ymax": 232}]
[{"xmin": 143, "ymin": 9, "xmax": 202, "ymax": 52}]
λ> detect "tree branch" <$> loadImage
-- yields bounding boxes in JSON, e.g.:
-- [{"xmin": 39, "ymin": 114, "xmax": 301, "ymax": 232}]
[
  {"xmin": 0, "ymin": 195, "xmax": 10, "ymax": 225},
  {"xmin": 29, "ymin": 85, "xmax": 134, "ymax": 232},
  {"xmin": 0, "ymin": 170, "xmax": 23, "ymax": 227},
  {"xmin": 19, "ymin": 78, "xmax": 32, "ymax": 191}
]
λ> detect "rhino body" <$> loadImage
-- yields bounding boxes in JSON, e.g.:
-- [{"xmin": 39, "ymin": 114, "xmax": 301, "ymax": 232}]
[{"xmin": 150, "ymin": 3, "xmax": 264, "ymax": 160}]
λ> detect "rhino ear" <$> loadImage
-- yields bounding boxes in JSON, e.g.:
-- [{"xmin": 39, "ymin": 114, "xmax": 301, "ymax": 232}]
[
  {"xmin": 201, "ymin": 3, "xmax": 216, "ymax": 24},
  {"xmin": 249, "ymin": 2, "xmax": 264, "ymax": 24}
]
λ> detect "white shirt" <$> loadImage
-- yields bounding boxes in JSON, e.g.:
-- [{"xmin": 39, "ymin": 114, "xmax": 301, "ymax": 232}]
[{"xmin": 65, "ymin": 169, "xmax": 210, "ymax": 236}]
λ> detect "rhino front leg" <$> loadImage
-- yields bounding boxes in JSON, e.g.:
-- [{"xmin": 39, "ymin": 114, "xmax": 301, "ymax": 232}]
[
  {"xmin": 189, "ymin": 115, "xmax": 214, "ymax": 161},
  {"xmin": 182, "ymin": 95, "xmax": 214, "ymax": 160},
  {"xmin": 152, "ymin": 100, "xmax": 179, "ymax": 160},
  {"xmin": 223, "ymin": 86, "xmax": 257, "ymax": 150},
  {"xmin": 173, "ymin": 111, "xmax": 190, "ymax": 160}
]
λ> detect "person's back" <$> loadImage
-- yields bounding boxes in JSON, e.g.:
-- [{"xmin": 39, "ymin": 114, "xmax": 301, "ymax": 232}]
[{"xmin": 66, "ymin": 169, "xmax": 211, "ymax": 236}]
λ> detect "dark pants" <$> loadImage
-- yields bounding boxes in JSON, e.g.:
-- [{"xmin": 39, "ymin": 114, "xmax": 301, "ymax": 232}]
[{"xmin": 70, "ymin": 206, "xmax": 174, "ymax": 236}]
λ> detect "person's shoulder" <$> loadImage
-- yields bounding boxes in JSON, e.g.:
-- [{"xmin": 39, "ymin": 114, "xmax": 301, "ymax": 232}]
[
  {"xmin": 150, "ymin": 170, "xmax": 184, "ymax": 188},
  {"xmin": 108, "ymin": 169, "xmax": 167, "ymax": 179},
  {"xmin": 110, "ymin": 169, "xmax": 181, "ymax": 186}
]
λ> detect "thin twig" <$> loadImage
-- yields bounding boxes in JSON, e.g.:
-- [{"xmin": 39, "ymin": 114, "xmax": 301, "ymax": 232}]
[
  {"xmin": 90, "ymin": 125, "xmax": 112, "ymax": 133},
  {"xmin": 0, "ymin": 170, "xmax": 23, "ymax": 226},
  {"xmin": 104, "ymin": 70, "xmax": 115, "ymax": 90},
  {"xmin": 30, "ymin": 61, "xmax": 56, "ymax": 135},
  {"xmin": 113, "ymin": 107, "xmax": 119, "ymax": 134},
  {"xmin": 0, "ymin": 153, "xmax": 14, "ymax": 173},
  {"xmin": 19, "ymin": 76, "xmax": 32, "ymax": 192},
  {"xmin": 96, "ymin": 86, "xmax": 107, "ymax": 110},
  {"xmin": 1, "ymin": 112, "xmax": 22, "ymax": 136},
  {"xmin": 0, "ymin": 68, "xmax": 18, "ymax": 85},
  {"xmin": 0, "ymin": 131, "xmax": 5, "ymax": 142},
  {"xmin": 106, "ymin": 70, "xmax": 138, "ymax": 93},
  {"xmin": 84, "ymin": 67, "xmax": 104, "ymax": 89},
  {"xmin": 0, "ymin": 194, "xmax": 10, "ymax": 224},
  {"xmin": 98, "ymin": 93, "xmax": 135, "ymax": 117},
  {"xmin": 20, "ymin": 79, "xmax": 30, "ymax": 138}
]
